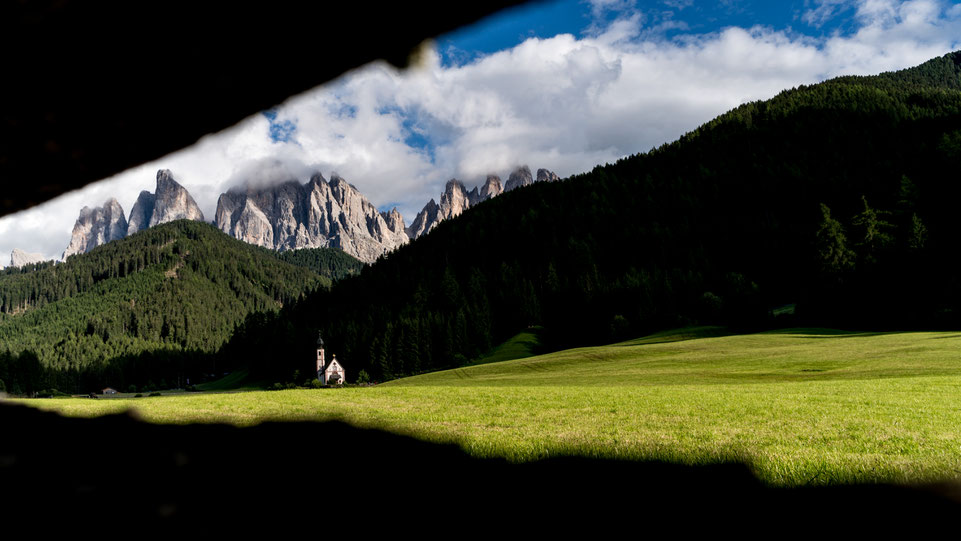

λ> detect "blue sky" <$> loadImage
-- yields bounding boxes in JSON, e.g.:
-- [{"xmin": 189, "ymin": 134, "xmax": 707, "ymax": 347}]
[
  {"xmin": 266, "ymin": 0, "xmax": 870, "ymax": 143},
  {"xmin": 436, "ymin": 0, "xmax": 858, "ymax": 65},
  {"xmin": 5, "ymin": 0, "xmax": 961, "ymax": 262}
]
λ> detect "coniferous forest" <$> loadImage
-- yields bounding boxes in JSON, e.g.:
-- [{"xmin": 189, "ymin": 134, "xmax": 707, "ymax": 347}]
[
  {"xmin": 226, "ymin": 51, "xmax": 961, "ymax": 383},
  {"xmin": 0, "ymin": 221, "xmax": 360, "ymax": 394},
  {"xmin": 3, "ymin": 51, "xmax": 961, "ymax": 392}
]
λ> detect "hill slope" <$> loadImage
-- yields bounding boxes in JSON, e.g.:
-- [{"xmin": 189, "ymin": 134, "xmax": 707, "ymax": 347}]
[
  {"xmin": 0, "ymin": 220, "xmax": 338, "ymax": 394},
  {"xmin": 221, "ymin": 50, "xmax": 961, "ymax": 383},
  {"xmin": 24, "ymin": 327, "xmax": 961, "ymax": 486}
]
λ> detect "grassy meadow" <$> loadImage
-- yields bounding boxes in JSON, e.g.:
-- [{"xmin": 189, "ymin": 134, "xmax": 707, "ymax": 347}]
[{"xmin": 13, "ymin": 327, "xmax": 961, "ymax": 487}]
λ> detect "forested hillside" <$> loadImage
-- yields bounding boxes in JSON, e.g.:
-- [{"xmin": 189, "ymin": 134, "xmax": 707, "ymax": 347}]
[
  {"xmin": 0, "ymin": 221, "xmax": 359, "ymax": 394},
  {"xmin": 221, "ymin": 51, "xmax": 961, "ymax": 383},
  {"xmin": 5, "ymin": 52, "xmax": 961, "ymax": 391},
  {"xmin": 276, "ymin": 247, "xmax": 364, "ymax": 281}
]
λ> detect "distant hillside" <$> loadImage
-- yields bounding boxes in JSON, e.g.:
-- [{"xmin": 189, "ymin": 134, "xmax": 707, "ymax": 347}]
[
  {"xmin": 0, "ymin": 220, "xmax": 336, "ymax": 394},
  {"xmin": 275, "ymin": 247, "xmax": 364, "ymax": 281},
  {"xmin": 220, "ymin": 51, "xmax": 961, "ymax": 383}
]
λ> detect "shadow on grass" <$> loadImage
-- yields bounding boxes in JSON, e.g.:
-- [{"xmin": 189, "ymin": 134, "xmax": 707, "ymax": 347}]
[
  {"xmin": 3, "ymin": 401, "xmax": 959, "ymax": 534},
  {"xmin": 612, "ymin": 326, "xmax": 733, "ymax": 347},
  {"xmin": 470, "ymin": 326, "xmax": 544, "ymax": 365},
  {"xmin": 765, "ymin": 328, "xmax": 917, "ymax": 339}
]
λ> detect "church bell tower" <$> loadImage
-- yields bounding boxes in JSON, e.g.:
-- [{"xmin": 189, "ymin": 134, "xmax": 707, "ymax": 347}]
[{"xmin": 316, "ymin": 331, "xmax": 326, "ymax": 381}]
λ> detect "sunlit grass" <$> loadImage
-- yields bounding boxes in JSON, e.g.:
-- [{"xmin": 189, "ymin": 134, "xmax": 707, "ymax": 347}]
[{"xmin": 16, "ymin": 327, "xmax": 961, "ymax": 486}]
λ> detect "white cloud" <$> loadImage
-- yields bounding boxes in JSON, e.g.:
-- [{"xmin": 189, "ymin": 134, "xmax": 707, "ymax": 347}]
[
  {"xmin": 1, "ymin": 0, "xmax": 960, "ymax": 262},
  {"xmin": 803, "ymin": 0, "xmax": 855, "ymax": 27},
  {"xmin": 587, "ymin": 0, "xmax": 638, "ymax": 19}
]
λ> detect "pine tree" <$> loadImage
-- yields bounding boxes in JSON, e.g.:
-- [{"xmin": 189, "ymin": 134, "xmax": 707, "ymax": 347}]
[
  {"xmin": 851, "ymin": 195, "xmax": 894, "ymax": 265},
  {"xmin": 908, "ymin": 213, "xmax": 928, "ymax": 251},
  {"xmin": 816, "ymin": 203, "xmax": 855, "ymax": 274}
]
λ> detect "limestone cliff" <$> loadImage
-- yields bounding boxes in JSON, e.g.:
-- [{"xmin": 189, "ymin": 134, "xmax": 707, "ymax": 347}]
[
  {"xmin": 504, "ymin": 165, "xmax": 534, "ymax": 192},
  {"xmin": 406, "ymin": 166, "xmax": 558, "ymax": 240},
  {"xmin": 62, "ymin": 198, "xmax": 128, "ymax": 258},
  {"xmin": 215, "ymin": 173, "xmax": 409, "ymax": 263},
  {"xmin": 10, "ymin": 249, "xmax": 46, "ymax": 267},
  {"xmin": 128, "ymin": 169, "xmax": 205, "ymax": 235}
]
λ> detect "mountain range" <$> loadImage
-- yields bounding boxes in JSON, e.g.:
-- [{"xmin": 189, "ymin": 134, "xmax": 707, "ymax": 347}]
[
  {"xmin": 62, "ymin": 169, "xmax": 205, "ymax": 259},
  {"xmin": 221, "ymin": 50, "xmax": 961, "ymax": 383},
  {"xmin": 405, "ymin": 166, "xmax": 560, "ymax": 239},
  {"xmin": 0, "ymin": 220, "xmax": 361, "ymax": 393},
  {"xmin": 6, "ymin": 49, "xmax": 961, "ymax": 391},
  {"xmin": 59, "ymin": 165, "xmax": 560, "ymax": 264}
]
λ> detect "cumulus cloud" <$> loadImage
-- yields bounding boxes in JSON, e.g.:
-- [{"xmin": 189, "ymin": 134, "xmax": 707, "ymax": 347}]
[
  {"xmin": 223, "ymin": 157, "xmax": 317, "ymax": 192},
  {"xmin": 1, "ymin": 0, "xmax": 960, "ymax": 262}
]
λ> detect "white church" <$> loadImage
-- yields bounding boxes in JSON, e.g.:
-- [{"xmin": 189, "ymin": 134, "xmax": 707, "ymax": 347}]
[{"xmin": 316, "ymin": 332, "xmax": 345, "ymax": 385}]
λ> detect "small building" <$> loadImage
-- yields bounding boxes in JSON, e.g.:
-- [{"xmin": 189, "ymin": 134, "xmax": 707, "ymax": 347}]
[
  {"xmin": 324, "ymin": 355, "xmax": 345, "ymax": 385},
  {"xmin": 102, "ymin": 387, "xmax": 117, "ymax": 395},
  {"xmin": 316, "ymin": 332, "xmax": 346, "ymax": 385}
]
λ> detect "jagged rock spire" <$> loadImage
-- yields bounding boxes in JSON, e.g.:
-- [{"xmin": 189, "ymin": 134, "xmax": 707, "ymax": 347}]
[
  {"xmin": 214, "ymin": 172, "xmax": 409, "ymax": 263},
  {"xmin": 63, "ymin": 198, "xmax": 127, "ymax": 258}
]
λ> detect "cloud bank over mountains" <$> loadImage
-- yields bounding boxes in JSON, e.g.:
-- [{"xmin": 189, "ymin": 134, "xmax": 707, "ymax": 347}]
[{"xmin": 2, "ymin": 0, "xmax": 959, "ymax": 261}]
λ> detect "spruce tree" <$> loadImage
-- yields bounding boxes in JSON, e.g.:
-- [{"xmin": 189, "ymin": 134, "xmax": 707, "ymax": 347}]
[
  {"xmin": 851, "ymin": 195, "xmax": 894, "ymax": 265},
  {"xmin": 908, "ymin": 213, "xmax": 928, "ymax": 251},
  {"xmin": 816, "ymin": 203, "xmax": 855, "ymax": 274}
]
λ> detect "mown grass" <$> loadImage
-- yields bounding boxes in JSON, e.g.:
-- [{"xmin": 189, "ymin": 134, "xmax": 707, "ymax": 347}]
[
  {"xmin": 468, "ymin": 326, "xmax": 542, "ymax": 365},
  {"xmin": 15, "ymin": 327, "xmax": 961, "ymax": 487}
]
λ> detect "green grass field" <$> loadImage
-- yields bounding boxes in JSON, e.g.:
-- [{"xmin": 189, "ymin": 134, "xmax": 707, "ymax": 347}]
[
  {"xmin": 13, "ymin": 327, "xmax": 961, "ymax": 487},
  {"xmin": 468, "ymin": 327, "xmax": 542, "ymax": 365}
]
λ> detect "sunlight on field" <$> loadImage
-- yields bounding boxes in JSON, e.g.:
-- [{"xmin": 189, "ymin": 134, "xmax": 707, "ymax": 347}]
[{"xmin": 17, "ymin": 328, "xmax": 961, "ymax": 486}]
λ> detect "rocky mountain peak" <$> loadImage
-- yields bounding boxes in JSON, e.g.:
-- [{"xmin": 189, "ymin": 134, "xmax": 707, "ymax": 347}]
[
  {"xmin": 475, "ymin": 174, "xmax": 505, "ymax": 204},
  {"xmin": 215, "ymin": 172, "xmax": 408, "ymax": 263},
  {"xmin": 155, "ymin": 169, "xmax": 178, "ymax": 190},
  {"xmin": 381, "ymin": 208, "xmax": 406, "ymax": 235},
  {"xmin": 127, "ymin": 170, "xmax": 205, "ymax": 235},
  {"xmin": 407, "ymin": 165, "xmax": 553, "ymax": 240},
  {"xmin": 439, "ymin": 179, "xmax": 471, "ymax": 221},
  {"xmin": 126, "ymin": 191, "xmax": 156, "ymax": 236},
  {"xmin": 63, "ymin": 198, "xmax": 128, "ymax": 258},
  {"xmin": 329, "ymin": 174, "xmax": 351, "ymax": 191},
  {"xmin": 444, "ymin": 178, "xmax": 467, "ymax": 192},
  {"xmin": 10, "ymin": 248, "xmax": 46, "ymax": 267},
  {"xmin": 147, "ymin": 169, "xmax": 205, "ymax": 228},
  {"xmin": 505, "ymin": 165, "xmax": 533, "ymax": 192},
  {"xmin": 536, "ymin": 169, "xmax": 560, "ymax": 183},
  {"xmin": 405, "ymin": 198, "xmax": 439, "ymax": 239}
]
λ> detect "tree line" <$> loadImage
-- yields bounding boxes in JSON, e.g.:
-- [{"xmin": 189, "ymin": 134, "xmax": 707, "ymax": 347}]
[
  {"xmin": 4, "ymin": 51, "xmax": 961, "ymax": 391},
  {"xmin": 219, "ymin": 51, "xmax": 961, "ymax": 383},
  {"xmin": 0, "ymin": 221, "xmax": 361, "ymax": 394}
]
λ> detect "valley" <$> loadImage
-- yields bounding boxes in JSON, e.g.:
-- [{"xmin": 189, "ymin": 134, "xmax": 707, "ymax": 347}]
[
  {"xmin": 9, "ymin": 0, "xmax": 961, "ymax": 529},
  {"xmin": 19, "ymin": 326, "xmax": 961, "ymax": 487}
]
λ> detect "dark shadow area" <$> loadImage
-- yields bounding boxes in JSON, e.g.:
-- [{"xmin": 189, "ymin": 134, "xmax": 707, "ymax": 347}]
[
  {"xmin": 927, "ymin": 334, "xmax": 961, "ymax": 339},
  {"xmin": 770, "ymin": 328, "xmax": 914, "ymax": 339},
  {"xmin": 612, "ymin": 326, "xmax": 734, "ymax": 347},
  {"xmin": 1, "ymin": 402, "xmax": 959, "ymax": 534}
]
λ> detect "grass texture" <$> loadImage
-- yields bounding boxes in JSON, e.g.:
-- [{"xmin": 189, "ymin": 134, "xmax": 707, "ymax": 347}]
[{"xmin": 17, "ymin": 327, "xmax": 961, "ymax": 486}]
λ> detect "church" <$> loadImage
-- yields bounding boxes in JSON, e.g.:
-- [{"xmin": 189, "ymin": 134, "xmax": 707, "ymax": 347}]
[{"xmin": 316, "ymin": 332, "xmax": 345, "ymax": 385}]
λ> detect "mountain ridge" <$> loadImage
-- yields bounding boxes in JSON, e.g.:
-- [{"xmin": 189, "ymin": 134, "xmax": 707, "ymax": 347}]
[
  {"xmin": 0, "ymin": 219, "xmax": 362, "ymax": 392},
  {"xmin": 215, "ymin": 173, "xmax": 409, "ymax": 264},
  {"xmin": 218, "ymin": 50, "xmax": 961, "ymax": 383},
  {"xmin": 405, "ymin": 165, "xmax": 558, "ymax": 239}
]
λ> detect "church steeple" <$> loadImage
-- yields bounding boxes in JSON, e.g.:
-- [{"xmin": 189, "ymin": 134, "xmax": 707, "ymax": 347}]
[{"xmin": 316, "ymin": 331, "xmax": 326, "ymax": 380}]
